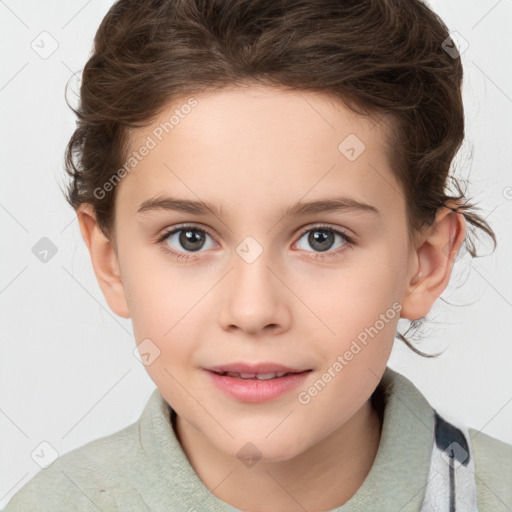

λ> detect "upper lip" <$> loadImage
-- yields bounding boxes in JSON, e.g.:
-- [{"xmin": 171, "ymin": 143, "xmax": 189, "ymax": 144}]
[{"xmin": 205, "ymin": 362, "xmax": 311, "ymax": 374}]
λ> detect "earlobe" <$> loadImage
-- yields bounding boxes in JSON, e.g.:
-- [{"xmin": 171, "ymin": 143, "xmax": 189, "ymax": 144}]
[
  {"xmin": 76, "ymin": 204, "xmax": 131, "ymax": 319},
  {"xmin": 400, "ymin": 203, "xmax": 466, "ymax": 320}
]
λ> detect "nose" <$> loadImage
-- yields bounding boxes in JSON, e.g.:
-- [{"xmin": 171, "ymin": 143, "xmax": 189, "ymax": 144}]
[{"xmin": 218, "ymin": 244, "xmax": 292, "ymax": 336}]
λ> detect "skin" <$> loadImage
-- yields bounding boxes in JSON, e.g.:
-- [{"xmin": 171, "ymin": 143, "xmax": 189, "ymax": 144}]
[{"xmin": 77, "ymin": 85, "xmax": 466, "ymax": 511}]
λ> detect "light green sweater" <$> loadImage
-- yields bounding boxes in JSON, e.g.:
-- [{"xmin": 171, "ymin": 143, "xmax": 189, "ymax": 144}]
[{"xmin": 4, "ymin": 367, "xmax": 511, "ymax": 511}]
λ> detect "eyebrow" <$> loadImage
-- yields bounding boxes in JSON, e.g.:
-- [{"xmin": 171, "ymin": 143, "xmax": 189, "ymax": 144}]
[{"xmin": 137, "ymin": 195, "xmax": 380, "ymax": 218}]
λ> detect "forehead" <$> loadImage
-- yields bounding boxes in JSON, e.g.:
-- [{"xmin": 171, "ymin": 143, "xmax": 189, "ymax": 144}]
[{"xmin": 116, "ymin": 85, "xmax": 403, "ymax": 224}]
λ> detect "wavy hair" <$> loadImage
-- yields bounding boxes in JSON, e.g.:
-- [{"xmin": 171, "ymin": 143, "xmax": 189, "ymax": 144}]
[{"xmin": 62, "ymin": 0, "xmax": 497, "ymax": 357}]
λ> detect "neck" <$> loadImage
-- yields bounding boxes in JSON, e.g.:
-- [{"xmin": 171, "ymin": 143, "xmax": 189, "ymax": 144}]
[{"xmin": 174, "ymin": 395, "xmax": 383, "ymax": 512}]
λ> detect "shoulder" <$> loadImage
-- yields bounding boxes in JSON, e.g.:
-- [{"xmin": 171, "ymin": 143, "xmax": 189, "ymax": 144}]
[
  {"xmin": 3, "ymin": 422, "xmax": 147, "ymax": 512},
  {"xmin": 470, "ymin": 428, "xmax": 512, "ymax": 511}
]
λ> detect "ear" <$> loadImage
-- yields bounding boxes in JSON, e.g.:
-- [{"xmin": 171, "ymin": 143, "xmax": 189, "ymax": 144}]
[
  {"xmin": 401, "ymin": 202, "xmax": 466, "ymax": 320},
  {"xmin": 76, "ymin": 204, "xmax": 130, "ymax": 319}
]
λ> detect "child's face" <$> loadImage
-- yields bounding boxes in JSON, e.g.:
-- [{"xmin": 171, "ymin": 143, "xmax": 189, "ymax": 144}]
[{"xmin": 108, "ymin": 86, "xmax": 419, "ymax": 461}]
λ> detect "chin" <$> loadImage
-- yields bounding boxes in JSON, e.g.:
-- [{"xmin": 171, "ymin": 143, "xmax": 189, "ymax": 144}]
[{"xmin": 218, "ymin": 432, "xmax": 309, "ymax": 465}]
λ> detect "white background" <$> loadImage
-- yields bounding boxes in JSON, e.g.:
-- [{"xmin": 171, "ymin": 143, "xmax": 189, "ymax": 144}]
[{"xmin": 1, "ymin": 0, "xmax": 511, "ymax": 507}]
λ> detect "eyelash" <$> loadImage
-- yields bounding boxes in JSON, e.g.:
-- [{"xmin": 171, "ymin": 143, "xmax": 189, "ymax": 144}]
[{"xmin": 156, "ymin": 224, "xmax": 356, "ymax": 262}]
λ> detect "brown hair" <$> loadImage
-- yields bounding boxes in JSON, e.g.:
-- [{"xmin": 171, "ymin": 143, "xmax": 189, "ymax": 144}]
[{"xmin": 62, "ymin": 0, "xmax": 496, "ymax": 357}]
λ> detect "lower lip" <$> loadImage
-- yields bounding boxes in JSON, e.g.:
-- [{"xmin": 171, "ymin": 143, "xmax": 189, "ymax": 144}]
[{"xmin": 205, "ymin": 370, "xmax": 311, "ymax": 403}]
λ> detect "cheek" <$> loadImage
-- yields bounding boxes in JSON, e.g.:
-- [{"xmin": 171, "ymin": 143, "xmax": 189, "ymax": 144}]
[
  {"xmin": 300, "ymin": 273, "xmax": 400, "ymax": 425},
  {"xmin": 126, "ymin": 267, "xmax": 201, "ymax": 400},
  {"xmin": 302, "ymin": 258, "xmax": 403, "ymax": 374},
  {"xmin": 123, "ymin": 259, "xmax": 214, "ymax": 370},
  {"xmin": 303, "ymin": 261, "xmax": 401, "ymax": 333},
  {"xmin": 121, "ymin": 249, "xmax": 198, "ymax": 336}
]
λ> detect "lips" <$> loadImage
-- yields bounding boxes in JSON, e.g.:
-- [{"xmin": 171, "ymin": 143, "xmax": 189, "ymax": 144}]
[{"xmin": 205, "ymin": 363, "xmax": 312, "ymax": 402}]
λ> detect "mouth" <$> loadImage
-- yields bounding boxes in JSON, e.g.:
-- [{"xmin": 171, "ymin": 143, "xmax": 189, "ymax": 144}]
[
  {"xmin": 205, "ymin": 362, "xmax": 312, "ymax": 378},
  {"xmin": 204, "ymin": 363, "xmax": 312, "ymax": 402},
  {"xmin": 208, "ymin": 370, "xmax": 307, "ymax": 380}
]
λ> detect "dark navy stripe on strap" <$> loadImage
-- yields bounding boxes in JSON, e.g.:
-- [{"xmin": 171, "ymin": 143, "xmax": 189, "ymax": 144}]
[{"xmin": 434, "ymin": 411, "xmax": 470, "ymax": 466}]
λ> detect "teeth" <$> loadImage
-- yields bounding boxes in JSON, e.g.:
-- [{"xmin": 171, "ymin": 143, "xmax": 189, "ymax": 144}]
[
  {"xmin": 255, "ymin": 373, "xmax": 277, "ymax": 380},
  {"xmin": 220, "ymin": 371, "xmax": 290, "ymax": 379}
]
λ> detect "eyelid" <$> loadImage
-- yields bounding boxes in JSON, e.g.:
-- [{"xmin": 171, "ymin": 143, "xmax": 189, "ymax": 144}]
[
  {"xmin": 156, "ymin": 223, "xmax": 219, "ymax": 245},
  {"xmin": 295, "ymin": 223, "xmax": 356, "ymax": 244}
]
